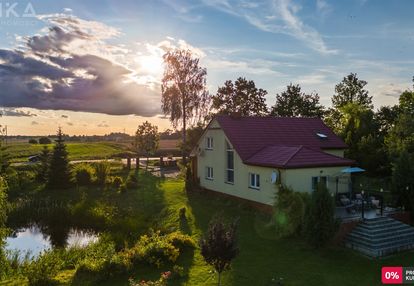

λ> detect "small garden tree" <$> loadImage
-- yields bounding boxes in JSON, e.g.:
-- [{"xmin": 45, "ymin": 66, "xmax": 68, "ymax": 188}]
[
  {"xmin": 135, "ymin": 121, "xmax": 159, "ymax": 170},
  {"xmin": 47, "ymin": 128, "xmax": 71, "ymax": 189},
  {"xmin": 200, "ymin": 215, "xmax": 239, "ymax": 286},
  {"xmin": 304, "ymin": 182, "xmax": 338, "ymax": 248}
]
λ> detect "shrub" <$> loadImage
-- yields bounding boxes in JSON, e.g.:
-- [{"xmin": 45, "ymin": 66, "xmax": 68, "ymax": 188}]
[
  {"xmin": 93, "ymin": 161, "xmax": 110, "ymax": 187},
  {"xmin": 125, "ymin": 173, "xmax": 138, "ymax": 189},
  {"xmin": 9, "ymin": 170, "xmax": 35, "ymax": 191},
  {"xmin": 26, "ymin": 251, "xmax": 63, "ymax": 286},
  {"xmin": 74, "ymin": 164, "xmax": 94, "ymax": 186},
  {"xmin": 75, "ymin": 239, "xmax": 122, "ymax": 281},
  {"xmin": 127, "ymin": 230, "xmax": 195, "ymax": 268},
  {"xmin": 172, "ymin": 265, "xmax": 184, "ymax": 279},
  {"xmin": 77, "ymin": 252, "xmax": 130, "ymax": 281},
  {"xmin": 28, "ymin": 139, "xmax": 38, "ymax": 144},
  {"xmin": 129, "ymin": 271, "xmax": 171, "ymax": 286},
  {"xmin": 39, "ymin": 137, "xmax": 52, "ymax": 144},
  {"xmin": 303, "ymin": 182, "xmax": 338, "ymax": 248},
  {"xmin": 272, "ymin": 185, "xmax": 306, "ymax": 238}
]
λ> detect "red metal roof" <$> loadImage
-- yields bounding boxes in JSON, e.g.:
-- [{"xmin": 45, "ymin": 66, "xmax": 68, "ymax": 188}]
[
  {"xmin": 245, "ymin": 145, "xmax": 354, "ymax": 169},
  {"xmin": 215, "ymin": 115, "xmax": 352, "ymax": 169}
]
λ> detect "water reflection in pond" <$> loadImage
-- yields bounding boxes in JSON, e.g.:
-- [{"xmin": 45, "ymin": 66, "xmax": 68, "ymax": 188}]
[{"xmin": 5, "ymin": 225, "xmax": 98, "ymax": 259}]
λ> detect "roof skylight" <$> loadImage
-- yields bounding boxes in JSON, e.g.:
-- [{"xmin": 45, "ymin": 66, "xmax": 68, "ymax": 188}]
[{"xmin": 316, "ymin": 133, "xmax": 328, "ymax": 139}]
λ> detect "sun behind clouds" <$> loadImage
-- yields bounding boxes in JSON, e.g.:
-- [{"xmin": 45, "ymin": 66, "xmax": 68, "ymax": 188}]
[{"xmin": 136, "ymin": 54, "xmax": 164, "ymax": 76}]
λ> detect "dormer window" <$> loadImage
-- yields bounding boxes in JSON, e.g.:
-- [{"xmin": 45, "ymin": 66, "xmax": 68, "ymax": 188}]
[{"xmin": 206, "ymin": 137, "xmax": 213, "ymax": 150}]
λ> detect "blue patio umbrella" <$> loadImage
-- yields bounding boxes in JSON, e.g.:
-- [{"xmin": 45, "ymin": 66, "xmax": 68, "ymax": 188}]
[
  {"xmin": 340, "ymin": 167, "xmax": 365, "ymax": 198},
  {"xmin": 341, "ymin": 167, "xmax": 365, "ymax": 173}
]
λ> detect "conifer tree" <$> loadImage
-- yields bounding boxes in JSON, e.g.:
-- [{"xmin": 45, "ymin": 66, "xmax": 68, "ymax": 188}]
[
  {"xmin": 304, "ymin": 182, "xmax": 337, "ymax": 248},
  {"xmin": 47, "ymin": 128, "xmax": 71, "ymax": 189}
]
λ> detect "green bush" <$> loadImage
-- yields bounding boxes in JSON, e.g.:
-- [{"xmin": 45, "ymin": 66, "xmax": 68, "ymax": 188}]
[
  {"xmin": 93, "ymin": 161, "xmax": 110, "ymax": 187},
  {"xmin": 28, "ymin": 139, "xmax": 38, "ymax": 144},
  {"xmin": 125, "ymin": 173, "xmax": 138, "ymax": 189},
  {"xmin": 272, "ymin": 185, "xmax": 305, "ymax": 238},
  {"xmin": 172, "ymin": 265, "xmax": 184, "ymax": 279},
  {"xmin": 26, "ymin": 251, "xmax": 63, "ymax": 286},
  {"xmin": 127, "ymin": 230, "xmax": 195, "ymax": 268},
  {"xmin": 75, "ymin": 239, "xmax": 124, "ymax": 281},
  {"xmin": 39, "ymin": 137, "xmax": 52, "ymax": 144},
  {"xmin": 73, "ymin": 164, "xmax": 95, "ymax": 186},
  {"xmin": 129, "ymin": 271, "xmax": 171, "ymax": 286}
]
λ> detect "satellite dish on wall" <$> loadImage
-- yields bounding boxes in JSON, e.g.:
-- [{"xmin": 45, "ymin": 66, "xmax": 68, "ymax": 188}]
[
  {"xmin": 271, "ymin": 170, "xmax": 279, "ymax": 184},
  {"xmin": 197, "ymin": 147, "xmax": 204, "ymax": 157}
]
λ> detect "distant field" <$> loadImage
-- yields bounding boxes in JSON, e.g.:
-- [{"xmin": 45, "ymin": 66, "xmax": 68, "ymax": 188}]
[
  {"xmin": 7, "ymin": 140, "xmax": 180, "ymax": 163},
  {"xmin": 6, "ymin": 142, "xmax": 129, "ymax": 163}
]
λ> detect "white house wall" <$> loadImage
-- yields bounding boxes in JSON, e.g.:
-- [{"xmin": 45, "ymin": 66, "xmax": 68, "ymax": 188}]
[{"xmin": 196, "ymin": 119, "xmax": 351, "ymax": 206}]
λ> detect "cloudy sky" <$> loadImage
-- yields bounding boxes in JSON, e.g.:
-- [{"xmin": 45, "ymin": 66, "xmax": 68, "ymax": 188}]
[{"xmin": 0, "ymin": 0, "xmax": 413, "ymax": 135}]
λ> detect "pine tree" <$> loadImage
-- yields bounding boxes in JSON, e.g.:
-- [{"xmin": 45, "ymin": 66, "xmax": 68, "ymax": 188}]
[
  {"xmin": 47, "ymin": 128, "xmax": 71, "ymax": 189},
  {"xmin": 304, "ymin": 182, "xmax": 338, "ymax": 248}
]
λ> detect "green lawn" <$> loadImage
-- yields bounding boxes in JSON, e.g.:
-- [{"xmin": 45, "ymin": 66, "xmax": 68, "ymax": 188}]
[
  {"xmin": 5, "ymin": 172, "xmax": 414, "ymax": 286},
  {"xmin": 6, "ymin": 142, "xmax": 129, "ymax": 163}
]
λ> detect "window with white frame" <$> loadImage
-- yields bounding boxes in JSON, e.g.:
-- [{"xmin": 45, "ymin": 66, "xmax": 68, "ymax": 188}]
[
  {"xmin": 226, "ymin": 140, "xmax": 234, "ymax": 183},
  {"xmin": 206, "ymin": 167, "xmax": 213, "ymax": 180},
  {"xmin": 312, "ymin": 176, "xmax": 327, "ymax": 191},
  {"xmin": 206, "ymin": 137, "xmax": 213, "ymax": 150},
  {"xmin": 249, "ymin": 173, "xmax": 260, "ymax": 189}
]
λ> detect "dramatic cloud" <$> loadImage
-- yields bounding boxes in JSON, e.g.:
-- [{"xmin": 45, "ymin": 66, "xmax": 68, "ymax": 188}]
[{"xmin": 0, "ymin": 14, "xmax": 161, "ymax": 116}]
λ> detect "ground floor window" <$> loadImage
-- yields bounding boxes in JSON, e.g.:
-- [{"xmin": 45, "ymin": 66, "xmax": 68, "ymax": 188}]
[
  {"xmin": 205, "ymin": 167, "xmax": 213, "ymax": 180},
  {"xmin": 312, "ymin": 176, "xmax": 327, "ymax": 191},
  {"xmin": 249, "ymin": 173, "xmax": 260, "ymax": 189}
]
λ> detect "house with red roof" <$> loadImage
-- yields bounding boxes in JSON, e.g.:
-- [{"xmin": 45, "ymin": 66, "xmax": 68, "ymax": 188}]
[{"xmin": 191, "ymin": 115, "xmax": 354, "ymax": 207}]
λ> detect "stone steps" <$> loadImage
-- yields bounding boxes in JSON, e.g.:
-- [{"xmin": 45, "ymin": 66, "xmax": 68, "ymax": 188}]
[{"xmin": 344, "ymin": 216, "xmax": 414, "ymax": 258}]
